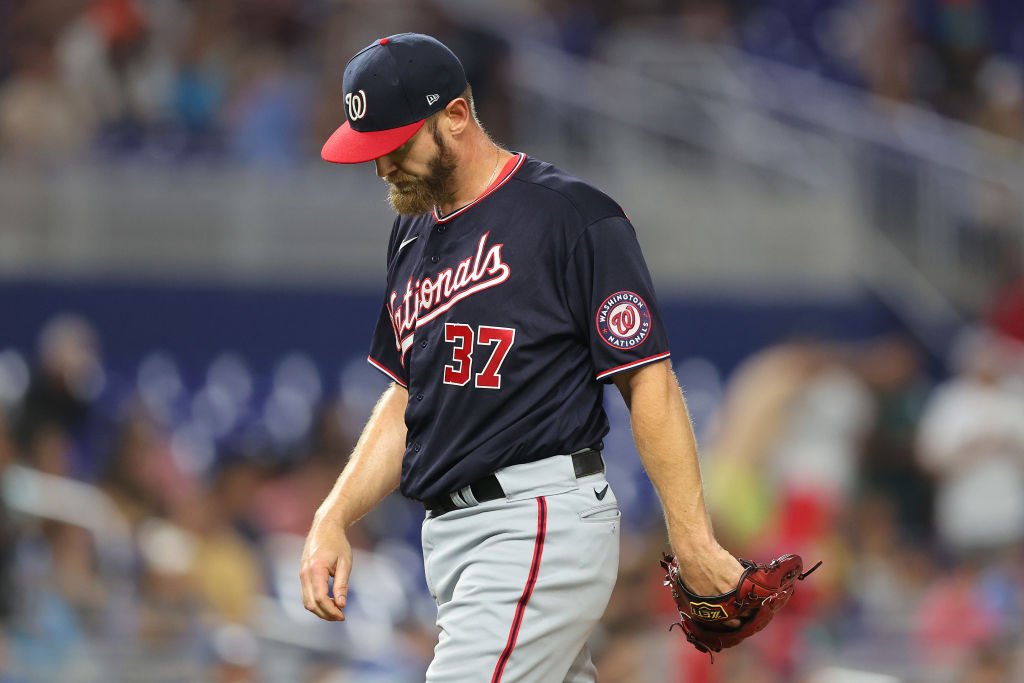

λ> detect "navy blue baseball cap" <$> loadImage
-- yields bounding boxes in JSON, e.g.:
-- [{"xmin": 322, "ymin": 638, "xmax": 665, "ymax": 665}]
[{"xmin": 321, "ymin": 33, "xmax": 468, "ymax": 164}]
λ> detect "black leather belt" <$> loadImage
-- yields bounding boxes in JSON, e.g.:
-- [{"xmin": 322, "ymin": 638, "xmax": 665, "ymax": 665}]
[{"xmin": 423, "ymin": 446, "xmax": 604, "ymax": 517}]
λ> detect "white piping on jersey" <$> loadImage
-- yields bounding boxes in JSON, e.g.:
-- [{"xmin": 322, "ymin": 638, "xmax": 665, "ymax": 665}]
[
  {"xmin": 595, "ymin": 351, "xmax": 672, "ymax": 381},
  {"xmin": 367, "ymin": 355, "xmax": 407, "ymax": 387},
  {"xmin": 432, "ymin": 153, "xmax": 526, "ymax": 223}
]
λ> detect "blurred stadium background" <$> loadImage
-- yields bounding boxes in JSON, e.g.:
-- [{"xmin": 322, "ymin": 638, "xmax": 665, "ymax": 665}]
[{"xmin": 2, "ymin": 0, "xmax": 1024, "ymax": 681}]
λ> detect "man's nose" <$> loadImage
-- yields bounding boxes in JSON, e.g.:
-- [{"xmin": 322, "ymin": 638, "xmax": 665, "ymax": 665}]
[{"xmin": 375, "ymin": 155, "xmax": 397, "ymax": 178}]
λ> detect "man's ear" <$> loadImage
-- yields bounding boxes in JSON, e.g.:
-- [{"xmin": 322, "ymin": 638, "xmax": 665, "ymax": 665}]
[{"xmin": 444, "ymin": 97, "xmax": 471, "ymax": 136}]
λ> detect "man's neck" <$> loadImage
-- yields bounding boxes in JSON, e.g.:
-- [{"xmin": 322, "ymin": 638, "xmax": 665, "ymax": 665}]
[{"xmin": 438, "ymin": 136, "xmax": 508, "ymax": 215}]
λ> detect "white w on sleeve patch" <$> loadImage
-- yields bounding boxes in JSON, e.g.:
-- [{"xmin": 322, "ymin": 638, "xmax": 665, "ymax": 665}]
[{"xmin": 595, "ymin": 291, "xmax": 651, "ymax": 349}]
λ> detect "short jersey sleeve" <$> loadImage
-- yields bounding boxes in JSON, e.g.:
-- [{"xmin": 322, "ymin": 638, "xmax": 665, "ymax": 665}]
[
  {"xmin": 367, "ymin": 216, "xmax": 409, "ymax": 387},
  {"xmin": 367, "ymin": 298, "xmax": 408, "ymax": 387},
  {"xmin": 564, "ymin": 216, "xmax": 671, "ymax": 382}
]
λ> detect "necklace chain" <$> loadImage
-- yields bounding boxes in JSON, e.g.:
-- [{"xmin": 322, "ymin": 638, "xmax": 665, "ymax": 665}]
[
  {"xmin": 483, "ymin": 146, "xmax": 501, "ymax": 191},
  {"xmin": 438, "ymin": 146, "xmax": 503, "ymax": 216}
]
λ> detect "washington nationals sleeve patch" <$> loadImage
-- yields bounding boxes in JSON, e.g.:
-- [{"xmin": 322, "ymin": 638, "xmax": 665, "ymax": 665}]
[{"xmin": 596, "ymin": 291, "xmax": 652, "ymax": 349}]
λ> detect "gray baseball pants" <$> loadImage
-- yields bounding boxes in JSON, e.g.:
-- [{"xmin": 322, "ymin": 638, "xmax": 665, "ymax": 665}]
[{"xmin": 421, "ymin": 453, "xmax": 621, "ymax": 682}]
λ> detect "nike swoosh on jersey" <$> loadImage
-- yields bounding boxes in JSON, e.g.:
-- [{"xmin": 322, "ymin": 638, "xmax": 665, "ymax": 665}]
[
  {"xmin": 398, "ymin": 236, "xmax": 420, "ymax": 252},
  {"xmin": 594, "ymin": 485, "xmax": 609, "ymax": 501}
]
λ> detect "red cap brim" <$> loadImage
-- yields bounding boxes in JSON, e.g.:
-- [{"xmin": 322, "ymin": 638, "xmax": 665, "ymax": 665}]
[{"xmin": 321, "ymin": 119, "xmax": 426, "ymax": 164}]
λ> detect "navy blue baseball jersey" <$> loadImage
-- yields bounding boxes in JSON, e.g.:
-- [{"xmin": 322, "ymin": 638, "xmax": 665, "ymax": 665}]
[{"xmin": 368, "ymin": 154, "xmax": 671, "ymax": 500}]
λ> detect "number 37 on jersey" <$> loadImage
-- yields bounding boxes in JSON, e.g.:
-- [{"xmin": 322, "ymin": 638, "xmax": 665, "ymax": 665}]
[{"xmin": 442, "ymin": 323, "xmax": 515, "ymax": 390}]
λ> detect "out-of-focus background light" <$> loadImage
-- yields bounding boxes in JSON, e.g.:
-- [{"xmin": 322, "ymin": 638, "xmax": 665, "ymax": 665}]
[{"xmin": 2, "ymin": 1, "xmax": 1024, "ymax": 681}]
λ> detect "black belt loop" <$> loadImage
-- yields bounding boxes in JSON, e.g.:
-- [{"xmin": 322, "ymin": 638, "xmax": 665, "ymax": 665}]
[{"xmin": 423, "ymin": 446, "xmax": 604, "ymax": 517}]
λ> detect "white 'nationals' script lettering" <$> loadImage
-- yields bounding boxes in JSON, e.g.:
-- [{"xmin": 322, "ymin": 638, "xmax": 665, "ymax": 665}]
[{"xmin": 388, "ymin": 232, "xmax": 510, "ymax": 361}]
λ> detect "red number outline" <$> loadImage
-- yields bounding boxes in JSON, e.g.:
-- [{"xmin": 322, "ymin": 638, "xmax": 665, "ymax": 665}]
[
  {"xmin": 442, "ymin": 323, "xmax": 516, "ymax": 389},
  {"xmin": 442, "ymin": 323, "xmax": 473, "ymax": 386},
  {"xmin": 475, "ymin": 326, "xmax": 516, "ymax": 389}
]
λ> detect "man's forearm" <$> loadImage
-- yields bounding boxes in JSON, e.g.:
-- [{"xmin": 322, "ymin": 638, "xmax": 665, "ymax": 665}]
[
  {"xmin": 614, "ymin": 360, "xmax": 716, "ymax": 554},
  {"xmin": 315, "ymin": 384, "xmax": 408, "ymax": 527}
]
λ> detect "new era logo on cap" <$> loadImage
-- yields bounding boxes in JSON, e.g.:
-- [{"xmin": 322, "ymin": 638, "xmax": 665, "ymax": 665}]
[{"xmin": 321, "ymin": 33, "xmax": 468, "ymax": 164}]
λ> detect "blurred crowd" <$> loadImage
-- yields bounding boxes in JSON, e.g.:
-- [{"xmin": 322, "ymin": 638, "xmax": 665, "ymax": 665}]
[
  {"xmin": 5, "ymin": 0, "xmax": 1024, "ymax": 165},
  {"xmin": 2, "ymin": 303, "xmax": 1024, "ymax": 681},
  {"xmin": 5, "ymin": 1, "xmax": 1024, "ymax": 681},
  {"xmin": 0, "ymin": 312, "xmax": 442, "ymax": 681},
  {"xmin": 0, "ymin": 0, "xmax": 515, "ymax": 165},
  {"xmin": 660, "ymin": 0, "xmax": 1024, "ymax": 143}
]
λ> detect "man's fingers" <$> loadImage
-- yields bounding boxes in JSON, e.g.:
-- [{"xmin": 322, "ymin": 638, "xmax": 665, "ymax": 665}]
[
  {"xmin": 300, "ymin": 564, "xmax": 315, "ymax": 613},
  {"xmin": 306, "ymin": 563, "xmax": 346, "ymax": 621},
  {"xmin": 333, "ymin": 570, "xmax": 349, "ymax": 610},
  {"xmin": 300, "ymin": 563, "xmax": 322, "ymax": 615}
]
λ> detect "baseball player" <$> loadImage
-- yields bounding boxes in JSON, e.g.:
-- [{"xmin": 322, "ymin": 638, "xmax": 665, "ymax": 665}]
[{"xmin": 300, "ymin": 33, "xmax": 744, "ymax": 681}]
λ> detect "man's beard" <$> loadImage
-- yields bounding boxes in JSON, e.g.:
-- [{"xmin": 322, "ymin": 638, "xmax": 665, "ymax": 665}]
[{"xmin": 385, "ymin": 128, "xmax": 457, "ymax": 216}]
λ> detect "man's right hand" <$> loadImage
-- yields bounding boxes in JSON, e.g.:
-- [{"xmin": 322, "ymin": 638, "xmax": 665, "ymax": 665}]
[{"xmin": 299, "ymin": 514, "xmax": 352, "ymax": 621}]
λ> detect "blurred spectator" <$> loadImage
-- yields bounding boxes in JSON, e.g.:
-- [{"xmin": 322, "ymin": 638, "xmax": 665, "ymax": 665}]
[
  {"xmin": 702, "ymin": 344, "xmax": 808, "ymax": 550},
  {"xmin": 986, "ymin": 266, "xmax": 1024, "ymax": 347},
  {"xmin": 912, "ymin": 565, "xmax": 1003, "ymax": 676},
  {"xmin": 958, "ymin": 177, "xmax": 1023, "ymax": 294},
  {"xmin": 960, "ymin": 641, "xmax": 1017, "ymax": 683},
  {"xmin": 226, "ymin": 45, "xmax": 313, "ymax": 167},
  {"xmin": 13, "ymin": 314, "xmax": 105, "ymax": 478},
  {"xmin": 916, "ymin": 326, "xmax": 1024, "ymax": 557},
  {"xmin": 57, "ymin": 0, "xmax": 173, "ymax": 156},
  {"xmin": 768, "ymin": 346, "xmax": 874, "ymax": 522},
  {"xmin": 209, "ymin": 452, "xmax": 268, "ymax": 542},
  {"xmin": 183, "ymin": 487, "xmax": 264, "ymax": 629},
  {"xmin": 254, "ymin": 399, "xmax": 354, "ymax": 536},
  {"xmin": 166, "ymin": 0, "xmax": 232, "ymax": 157},
  {"xmin": 133, "ymin": 478, "xmax": 265, "ymax": 678},
  {"xmin": 973, "ymin": 56, "xmax": 1024, "ymax": 143},
  {"xmin": 99, "ymin": 406, "xmax": 192, "ymax": 526},
  {"xmin": 20, "ymin": 420, "xmax": 74, "ymax": 477},
  {"xmin": 832, "ymin": 0, "xmax": 923, "ymax": 104},
  {"xmin": 855, "ymin": 335, "xmax": 934, "ymax": 535},
  {"xmin": 845, "ymin": 495, "xmax": 931, "ymax": 653},
  {"xmin": 0, "ymin": 411, "xmax": 15, "ymax": 622},
  {"xmin": 0, "ymin": 18, "xmax": 92, "ymax": 160},
  {"xmin": 702, "ymin": 342, "xmax": 856, "ymax": 554},
  {"xmin": 541, "ymin": 0, "xmax": 608, "ymax": 58},
  {"xmin": 15, "ymin": 314, "xmax": 102, "ymax": 440},
  {"xmin": 922, "ymin": 0, "xmax": 992, "ymax": 121}
]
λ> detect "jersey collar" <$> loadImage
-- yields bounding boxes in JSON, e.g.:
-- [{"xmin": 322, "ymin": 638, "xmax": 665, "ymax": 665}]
[{"xmin": 433, "ymin": 153, "xmax": 525, "ymax": 224}]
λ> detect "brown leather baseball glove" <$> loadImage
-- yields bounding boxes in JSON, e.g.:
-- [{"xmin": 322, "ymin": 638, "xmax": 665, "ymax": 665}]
[{"xmin": 660, "ymin": 554, "xmax": 821, "ymax": 657}]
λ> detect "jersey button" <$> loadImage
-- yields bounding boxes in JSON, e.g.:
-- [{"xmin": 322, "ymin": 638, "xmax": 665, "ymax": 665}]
[
  {"xmin": 430, "ymin": 255, "xmax": 440, "ymax": 264},
  {"xmin": 416, "ymin": 393, "xmax": 424, "ymax": 401},
  {"xmin": 435, "ymin": 225, "xmax": 446, "ymax": 234},
  {"xmin": 420, "ymin": 339, "xmax": 428, "ymax": 348},
  {"xmin": 413, "ymin": 443, "xmax": 422, "ymax": 452}
]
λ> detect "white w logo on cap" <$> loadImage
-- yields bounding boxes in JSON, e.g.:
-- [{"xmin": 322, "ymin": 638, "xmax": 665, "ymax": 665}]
[{"xmin": 345, "ymin": 89, "xmax": 367, "ymax": 121}]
